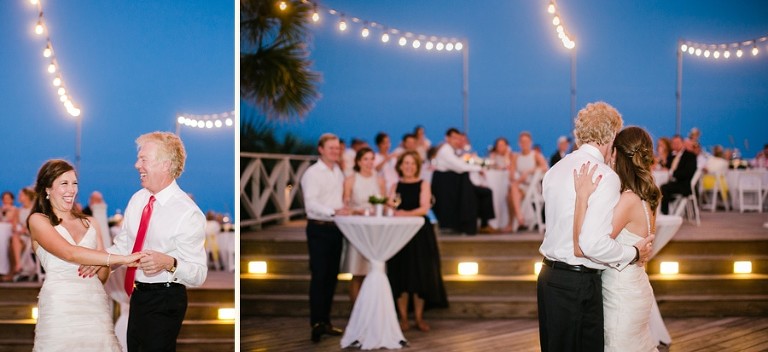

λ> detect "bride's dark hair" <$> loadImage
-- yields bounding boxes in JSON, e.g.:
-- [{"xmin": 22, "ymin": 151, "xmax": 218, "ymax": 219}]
[
  {"xmin": 613, "ymin": 127, "xmax": 661, "ymax": 211},
  {"xmin": 29, "ymin": 159, "xmax": 89, "ymax": 229}
]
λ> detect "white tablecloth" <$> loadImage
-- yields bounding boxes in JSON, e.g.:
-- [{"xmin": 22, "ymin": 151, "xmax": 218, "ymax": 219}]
[
  {"xmin": 653, "ymin": 170, "xmax": 670, "ymax": 189},
  {"xmin": 0, "ymin": 223, "xmax": 12, "ymax": 275},
  {"xmin": 725, "ymin": 169, "xmax": 768, "ymax": 211},
  {"xmin": 486, "ymin": 169, "xmax": 510, "ymax": 229},
  {"xmin": 334, "ymin": 215, "xmax": 425, "ymax": 350},
  {"xmin": 216, "ymin": 231, "xmax": 235, "ymax": 272}
]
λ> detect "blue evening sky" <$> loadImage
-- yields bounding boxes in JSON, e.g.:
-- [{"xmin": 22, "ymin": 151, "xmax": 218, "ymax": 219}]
[
  {"xmin": 1, "ymin": 1, "xmax": 234, "ymax": 215},
  {"xmin": 246, "ymin": 0, "xmax": 767, "ymax": 159}
]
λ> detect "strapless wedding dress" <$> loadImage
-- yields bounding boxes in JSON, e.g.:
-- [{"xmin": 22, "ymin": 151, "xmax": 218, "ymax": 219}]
[
  {"xmin": 602, "ymin": 228, "xmax": 658, "ymax": 352},
  {"xmin": 34, "ymin": 224, "xmax": 122, "ymax": 351}
]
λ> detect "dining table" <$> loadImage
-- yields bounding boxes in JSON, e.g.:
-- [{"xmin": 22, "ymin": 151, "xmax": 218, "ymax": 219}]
[
  {"xmin": 0, "ymin": 223, "xmax": 11, "ymax": 276},
  {"xmin": 334, "ymin": 215, "xmax": 425, "ymax": 350},
  {"xmin": 725, "ymin": 169, "xmax": 768, "ymax": 211}
]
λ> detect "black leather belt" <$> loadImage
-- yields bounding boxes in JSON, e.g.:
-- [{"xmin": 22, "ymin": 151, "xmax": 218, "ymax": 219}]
[
  {"xmin": 543, "ymin": 258, "xmax": 602, "ymax": 274},
  {"xmin": 308, "ymin": 219, "xmax": 336, "ymax": 227},
  {"xmin": 133, "ymin": 281, "xmax": 185, "ymax": 291}
]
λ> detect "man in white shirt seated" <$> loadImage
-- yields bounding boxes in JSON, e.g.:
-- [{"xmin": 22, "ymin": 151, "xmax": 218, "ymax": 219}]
[
  {"xmin": 301, "ymin": 133, "xmax": 351, "ymax": 343},
  {"xmin": 431, "ymin": 128, "xmax": 495, "ymax": 235}
]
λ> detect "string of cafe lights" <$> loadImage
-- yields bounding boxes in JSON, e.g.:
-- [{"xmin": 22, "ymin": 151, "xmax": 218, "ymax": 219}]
[
  {"xmin": 546, "ymin": 0, "xmax": 576, "ymax": 50},
  {"xmin": 679, "ymin": 35, "xmax": 768, "ymax": 60},
  {"xmin": 279, "ymin": 0, "xmax": 465, "ymax": 53},
  {"xmin": 29, "ymin": 0, "xmax": 81, "ymax": 117},
  {"xmin": 176, "ymin": 111, "xmax": 235, "ymax": 130}
]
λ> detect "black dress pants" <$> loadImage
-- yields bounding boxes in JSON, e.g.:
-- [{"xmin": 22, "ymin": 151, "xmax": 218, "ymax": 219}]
[
  {"xmin": 127, "ymin": 282, "xmax": 187, "ymax": 352},
  {"xmin": 660, "ymin": 181, "xmax": 690, "ymax": 214},
  {"xmin": 537, "ymin": 265, "xmax": 604, "ymax": 352},
  {"xmin": 306, "ymin": 221, "xmax": 343, "ymax": 325}
]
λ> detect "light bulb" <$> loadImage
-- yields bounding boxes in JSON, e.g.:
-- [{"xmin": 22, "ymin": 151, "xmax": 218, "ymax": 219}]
[
  {"xmin": 752, "ymin": 46, "xmax": 759, "ymax": 56},
  {"xmin": 197, "ymin": 121, "xmax": 205, "ymax": 128},
  {"xmin": 446, "ymin": 43, "xmax": 454, "ymax": 51},
  {"xmin": 398, "ymin": 37, "xmax": 406, "ymax": 46},
  {"xmin": 215, "ymin": 120, "xmax": 222, "ymax": 128},
  {"xmin": 681, "ymin": 44, "xmax": 688, "ymax": 52},
  {"xmin": 52, "ymin": 77, "xmax": 61, "ymax": 86},
  {"xmin": 426, "ymin": 42, "xmax": 434, "ymax": 50},
  {"xmin": 30, "ymin": 0, "xmax": 39, "ymax": 4},
  {"xmin": 547, "ymin": 3, "xmax": 555, "ymax": 14},
  {"xmin": 35, "ymin": 22, "xmax": 44, "ymax": 35},
  {"xmin": 225, "ymin": 118, "xmax": 233, "ymax": 126},
  {"xmin": 59, "ymin": 95, "xmax": 68, "ymax": 102},
  {"xmin": 695, "ymin": 48, "xmax": 702, "ymax": 56},
  {"xmin": 205, "ymin": 121, "xmax": 213, "ymax": 128},
  {"xmin": 713, "ymin": 51, "xmax": 720, "ymax": 59},
  {"xmin": 703, "ymin": 50, "xmax": 710, "ymax": 58},
  {"xmin": 57, "ymin": 87, "xmax": 66, "ymax": 96},
  {"xmin": 278, "ymin": 1, "xmax": 287, "ymax": 11},
  {"xmin": 381, "ymin": 33, "xmax": 389, "ymax": 43},
  {"xmin": 455, "ymin": 42, "xmax": 463, "ymax": 51},
  {"xmin": 361, "ymin": 27, "xmax": 369, "ymax": 38},
  {"xmin": 552, "ymin": 16, "xmax": 560, "ymax": 26},
  {"xmin": 47, "ymin": 63, "xmax": 56, "ymax": 73},
  {"xmin": 412, "ymin": 40, "xmax": 420, "ymax": 49},
  {"xmin": 311, "ymin": 11, "xmax": 319, "ymax": 22},
  {"xmin": 338, "ymin": 20, "xmax": 347, "ymax": 31},
  {"xmin": 687, "ymin": 47, "xmax": 694, "ymax": 55},
  {"xmin": 723, "ymin": 50, "xmax": 730, "ymax": 59},
  {"xmin": 436, "ymin": 42, "xmax": 444, "ymax": 51},
  {"xmin": 556, "ymin": 25, "xmax": 564, "ymax": 34},
  {"xmin": 43, "ymin": 47, "xmax": 52, "ymax": 58},
  {"xmin": 736, "ymin": 49, "xmax": 743, "ymax": 57},
  {"xmin": 177, "ymin": 116, "xmax": 185, "ymax": 124}
]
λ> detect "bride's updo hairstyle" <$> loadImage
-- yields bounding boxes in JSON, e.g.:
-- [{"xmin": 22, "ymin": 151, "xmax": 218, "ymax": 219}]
[{"xmin": 613, "ymin": 127, "xmax": 661, "ymax": 211}]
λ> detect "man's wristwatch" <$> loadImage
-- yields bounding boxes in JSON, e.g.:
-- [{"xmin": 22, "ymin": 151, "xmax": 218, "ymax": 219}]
[
  {"xmin": 629, "ymin": 246, "xmax": 640, "ymax": 265},
  {"xmin": 169, "ymin": 257, "xmax": 178, "ymax": 273}
]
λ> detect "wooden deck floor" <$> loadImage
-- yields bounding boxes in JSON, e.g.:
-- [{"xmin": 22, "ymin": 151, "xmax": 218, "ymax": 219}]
[{"xmin": 241, "ymin": 316, "xmax": 768, "ymax": 352}]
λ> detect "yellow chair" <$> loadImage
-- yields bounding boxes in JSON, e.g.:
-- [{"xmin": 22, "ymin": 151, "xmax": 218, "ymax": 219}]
[{"xmin": 701, "ymin": 172, "xmax": 729, "ymax": 212}]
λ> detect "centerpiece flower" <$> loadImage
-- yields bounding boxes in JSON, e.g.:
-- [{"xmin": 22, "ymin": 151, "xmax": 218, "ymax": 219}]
[{"xmin": 368, "ymin": 195, "xmax": 388, "ymax": 205}]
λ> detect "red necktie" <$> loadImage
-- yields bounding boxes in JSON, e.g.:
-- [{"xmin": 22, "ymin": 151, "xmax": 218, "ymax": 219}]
[{"xmin": 125, "ymin": 195, "xmax": 156, "ymax": 296}]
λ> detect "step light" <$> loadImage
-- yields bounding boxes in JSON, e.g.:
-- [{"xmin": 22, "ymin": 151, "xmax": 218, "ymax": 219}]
[
  {"xmin": 32, "ymin": 307, "xmax": 38, "ymax": 320},
  {"xmin": 660, "ymin": 261, "xmax": 679, "ymax": 275},
  {"xmin": 458, "ymin": 262, "xmax": 478, "ymax": 276},
  {"xmin": 218, "ymin": 308, "xmax": 235, "ymax": 320},
  {"xmin": 734, "ymin": 261, "xmax": 752, "ymax": 274},
  {"xmin": 534, "ymin": 262, "xmax": 543, "ymax": 275},
  {"xmin": 338, "ymin": 273, "xmax": 352, "ymax": 280},
  {"xmin": 248, "ymin": 261, "xmax": 267, "ymax": 274}
]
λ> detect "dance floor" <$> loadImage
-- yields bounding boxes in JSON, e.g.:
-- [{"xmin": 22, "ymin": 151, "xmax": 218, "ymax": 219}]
[{"xmin": 241, "ymin": 316, "xmax": 768, "ymax": 351}]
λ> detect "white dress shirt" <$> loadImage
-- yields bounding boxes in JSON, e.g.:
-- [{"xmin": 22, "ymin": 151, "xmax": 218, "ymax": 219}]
[
  {"xmin": 109, "ymin": 180, "xmax": 207, "ymax": 286},
  {"xmin": 433, "ymin": 143, "xmax": 482, "ymax": 173},
  {"xmin": 301, "ymin": 160, "xmax": 345, "ymax": 221},
  {"xmin": 540, "ymin": 144, "xmax": 636, "ymax": 270}
]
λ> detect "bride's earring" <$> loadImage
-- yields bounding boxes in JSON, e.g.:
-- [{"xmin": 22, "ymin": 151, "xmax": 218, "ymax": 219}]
[{"xmin": 46, "ymin": 194, "xmax": 50, "ymax": 200}]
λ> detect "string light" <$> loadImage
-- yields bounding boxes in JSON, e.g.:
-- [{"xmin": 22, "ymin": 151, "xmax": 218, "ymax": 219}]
[
  {"xmin": 29, "ymin": 1, "xmax": 81, "ymax": 117},
  {"xmin": 299, "ymin": 0, "xmax": 464, "ymax": 54},
  {"xmin": 679, "ymin": 35, "xmax": 768, "ymax": 61},
  {"xmin": 176, "ymin": 111, "xmax": 235, "ymax": 131},
  {"xmin": 546, "ymin": 1, "xmax": 576, "ymax": 50}
]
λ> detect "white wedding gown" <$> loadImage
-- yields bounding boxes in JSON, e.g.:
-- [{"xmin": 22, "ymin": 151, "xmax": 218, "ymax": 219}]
[
  {"xmin": 602, "ymin": 200, "xmax": 658, "ymax": 352},
  {"xmin": 34, "ymin": 224, "xmax": 122, "ymax": 351}
]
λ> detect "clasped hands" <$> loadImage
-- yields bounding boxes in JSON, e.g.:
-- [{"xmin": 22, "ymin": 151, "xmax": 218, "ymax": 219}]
[{"xmin": 78, "ymin": 250, "xmax": 174, "ymax": 278}]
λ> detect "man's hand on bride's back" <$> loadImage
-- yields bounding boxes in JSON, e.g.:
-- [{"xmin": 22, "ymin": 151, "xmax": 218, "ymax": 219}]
[{"xmin": 633, "ymin": 234, "xmax": 655, "ymax": 266}]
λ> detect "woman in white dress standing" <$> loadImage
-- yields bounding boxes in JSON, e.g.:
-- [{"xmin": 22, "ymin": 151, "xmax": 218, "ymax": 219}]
[
  {"xmin": 342, "ymin": 147, "xmax": 386, "ymax": 304},
  {"xmin": 574, "ymin": 127, "xmax": 661, "ymax": 351},
  {"xmin": 28, "ymin": 159, "xmax": 144, "ymax": 351}
]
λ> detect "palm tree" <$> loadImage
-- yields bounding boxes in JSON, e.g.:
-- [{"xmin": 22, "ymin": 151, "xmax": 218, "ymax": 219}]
[{"xmin": 241, "ymin": 0, "xmax": 321, "ymax": 121}]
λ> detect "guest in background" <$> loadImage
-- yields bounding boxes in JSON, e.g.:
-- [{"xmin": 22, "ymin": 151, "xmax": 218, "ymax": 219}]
[
  {"xmin": 431, "ymin": 128, "xmax": 495, "ymax": 235},
  {"xmin": 489, "ymin": 137, "xmax": 514, "ymax": 232},
  {"xmin": 342, "ymin": 138, "xmax": 367, "ymax": 176},
  {"xmin": 509, "ymin": 132, "xmax": 548, "ymax": 230},
  {"xmin": 82, "ymin": 191, "xmax": 104, "ymax": 216},
  {"xmin": 654, "ymin": 137, "xmax": 672, "ymax": 170},
  {"xmin": 341, "ymin": 147, "xmax": 386, "ymax": 304},
  {"xmin": 82, "ymin": 191, "xmax": 111, "ymax": 248},
  {"xmin": 549, "ymin": 136, "xmax": 571, "ymax": 167},
  {"xmin": 660, "ymin": 135, "xmax": 698, "ymax": 214},
  {"xmin": 393, "ymin": 133, "xmax": 418, "ymax": 155},
  {"xmin": 414, "ymin": 125, "xmax": 431, "ymax": 160},
  {"xmin": 1, "ymin": 191, "xmax": 22, "ymax": 280},
  {"xmin": 753, "ymin": 143, "xmax": 768, "ymax": 168},
  {"xmin": 387, "ymin": 151, "xmax": 448, "ymax": 332},
  {"xmin": 301, "ymin": 133, "xmax": 350, "ymax": 343},
  {"xmin": 374, "ymin": 132, "xmax": 400, "ymax": 192},
  {"xmin": 16, "ymin": 187, "xmax": 36, "ymax": 280}
]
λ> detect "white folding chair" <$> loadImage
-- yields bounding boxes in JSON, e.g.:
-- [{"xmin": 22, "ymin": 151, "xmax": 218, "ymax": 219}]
[
  {"xmin": 738, "ymin": 171, "xmax": 763, "ymax": 213},
  {"xmin": 520, "ymin": 170, "xmax": 546, "ymax": 234},
  {"xmin": 672, "ymin": 168, "xmax": 702, "ymax": 225}
]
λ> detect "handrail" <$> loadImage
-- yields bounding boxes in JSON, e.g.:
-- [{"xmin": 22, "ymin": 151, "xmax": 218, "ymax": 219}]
[{"xmin": 240, "ymin": 153, "xmax": 318, "ymax": 228}]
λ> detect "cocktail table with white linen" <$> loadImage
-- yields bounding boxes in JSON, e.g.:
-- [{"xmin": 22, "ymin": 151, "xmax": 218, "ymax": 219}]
[{"xmin": 334, "ymin": 215, "xmax": 425, "ymax": 350}]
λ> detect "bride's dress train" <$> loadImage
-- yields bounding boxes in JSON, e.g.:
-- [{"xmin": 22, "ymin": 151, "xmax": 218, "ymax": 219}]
[{"xmin": 34, "ymin": 224, "xmax": 122, "ymax": 351}]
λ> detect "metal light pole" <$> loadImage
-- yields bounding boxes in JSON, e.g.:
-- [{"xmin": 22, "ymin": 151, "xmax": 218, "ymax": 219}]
[
  {"xmin": 462, "ymin": 40, "xmax": 470, "ymax": 134},
  {"xmin": 676, "ymin": 39, "xmax": 683, "ymax": 136},
  {"xmin": 75, "ymin": 116, "xmax": 82, "ymax": 173},
  {"xmin": 570, "ymin": 46, "xmax": 577, "ymax": 123}
]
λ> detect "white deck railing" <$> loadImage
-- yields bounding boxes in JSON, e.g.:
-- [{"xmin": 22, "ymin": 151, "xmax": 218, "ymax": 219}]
[{"xmin": 240, "ymin": 152, "xmax": 318, "ymax": 228}]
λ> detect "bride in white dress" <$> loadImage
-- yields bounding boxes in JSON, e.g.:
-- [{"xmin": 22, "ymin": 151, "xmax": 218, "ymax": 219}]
[
  {"xmin": 574, "ymin": 127, "xmax": 660, "ymax": 352},
  {"xmin": 28, "ymin": 159, "xmax": 144, "ymax": 351}
]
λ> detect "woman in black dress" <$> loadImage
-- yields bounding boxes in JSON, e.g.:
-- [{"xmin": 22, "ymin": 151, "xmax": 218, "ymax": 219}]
[{"xmin": 387, "ymin": 151, "xmax": 448, "ymax": 332}]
